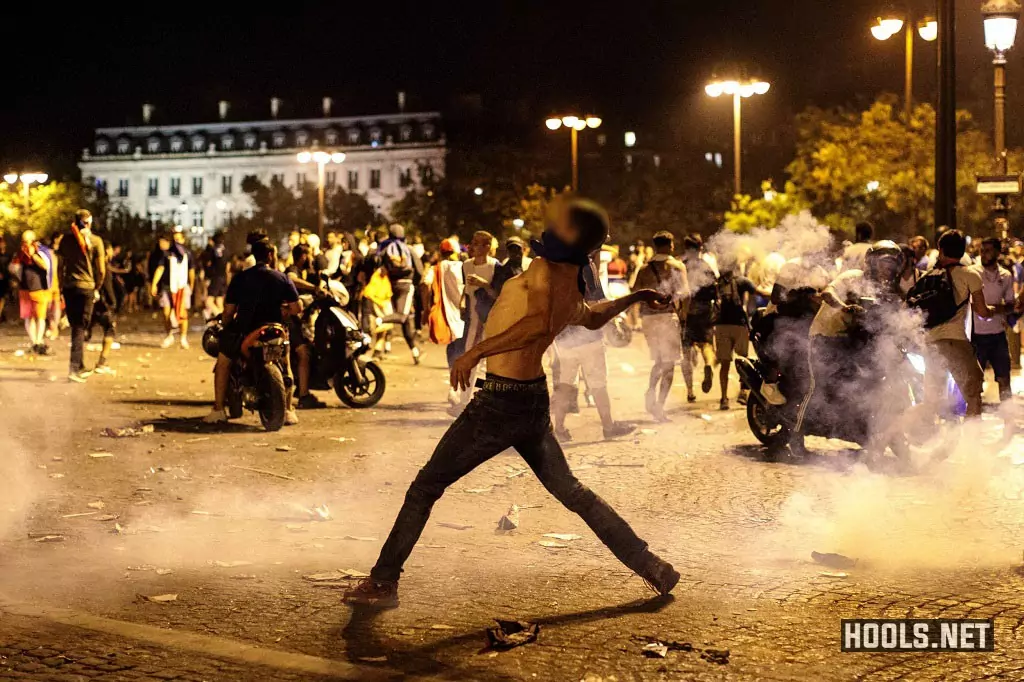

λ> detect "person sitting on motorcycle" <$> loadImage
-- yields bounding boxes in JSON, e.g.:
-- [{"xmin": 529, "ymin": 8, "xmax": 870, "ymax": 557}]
[
  {"xmin": 285, "ymin": 244, "xmax": 328, "ymax": 410},
  {"xmin": 204, "ymin": 239, "xmax": 301, "ymax": 425},
  {"xmin": 790, "ymin": 241, "xmax": 904, "ymax": 455}
]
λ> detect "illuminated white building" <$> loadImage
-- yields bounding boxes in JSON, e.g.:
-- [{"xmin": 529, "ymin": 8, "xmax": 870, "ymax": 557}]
[{"xmin": 78, "ymin": 105, "xmax": 445, "ymax": 235}]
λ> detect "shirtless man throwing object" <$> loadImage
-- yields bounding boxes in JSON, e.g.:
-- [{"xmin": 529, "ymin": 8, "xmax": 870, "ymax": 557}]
[{"xmin": 344, "ymin": 198, "xmax": 679, "ymax": 608}]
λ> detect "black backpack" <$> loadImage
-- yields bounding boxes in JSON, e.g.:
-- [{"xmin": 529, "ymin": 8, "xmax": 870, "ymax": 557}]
[{"xmin": 906, "ymin": 264, "xmax": 966, "ymax": 329}]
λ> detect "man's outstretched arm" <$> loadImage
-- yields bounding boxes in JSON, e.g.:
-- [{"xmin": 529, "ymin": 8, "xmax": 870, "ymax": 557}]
[
  {"xmin": 450, "ymin": 261, "xmax": 554, "ymax": 390},
  {"xmin": 580, "ymin": 289, "xmax": 670, "ymax": 330}
]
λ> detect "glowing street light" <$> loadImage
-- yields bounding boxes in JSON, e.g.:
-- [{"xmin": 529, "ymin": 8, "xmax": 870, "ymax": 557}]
[
  {"xmin": 918, "ymin": 18, "xmax": 939, "ymax": 42},
  {"xmin": 705, "ymin": 76, "xmax": 770, "ymax": 195},
  {"xmin": 544, "ymin": 112, "xmax": 601, "ymax": 191},
  {"xmin": 297, "ymin": 149, "xmax": 346, "ymax": 238},
  {"xmin": 4, "ymin": 171, "xmax": 48, "ymax": 211},
  {"xmin": 870, "ymin": 12, "xmax": 938, "ymax": 121},
  {"xmin": 982, "ymin": 0, "xmax": 1022, "ymax": 237}
]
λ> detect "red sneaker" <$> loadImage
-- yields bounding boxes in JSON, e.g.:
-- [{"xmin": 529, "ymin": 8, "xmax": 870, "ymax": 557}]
[{"xmin": 342, "ymin": 578, "xmax": 399, "ymax": 608}]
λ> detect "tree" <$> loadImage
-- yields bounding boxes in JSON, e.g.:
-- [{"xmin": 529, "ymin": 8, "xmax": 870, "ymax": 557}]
[
  {"xmin": 724, "ymin": 181, "xmax": 813, "ymax": 233},
  {"xmin": 0, "ymin": 179, "xmax": 83, "ymax": 240}
]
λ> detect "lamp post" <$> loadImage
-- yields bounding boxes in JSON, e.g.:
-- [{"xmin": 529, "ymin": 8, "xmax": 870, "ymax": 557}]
[
  {"xmin": 870, "ymin": 13, "xmax": 938, "ymax": 120},
  {"xmin": 935, "ymin": 0, "xmax": 957, "ymax": 236},
  {"xmin": 297, "ymin": 150, "xmax": 346, "ymax": 239},
  {"xmin": 544, "ymin": 114, "xmax": 602, "ymax": 192},
  {"xmin": 704, "ymin": 77, "xmax": 770, "ymax": 196},
  {"xmin": 3, "ymin": 172, "xmax": 48, "ymax": 212},
  {"xmin": 982, "ymin": 0, "xmax": 1022, "ymax": 237}
]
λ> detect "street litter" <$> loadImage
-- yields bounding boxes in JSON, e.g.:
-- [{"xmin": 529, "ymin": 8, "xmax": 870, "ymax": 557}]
[
  {"xmin": 639, "ymin": 428, "xmax": 657, "ymax": 435},
  {"xmin": 593, "ymin": 461, "xmax": 644, "ymax": 469},
  {"xmin": 138, "ymin": 593, "xmax": 178, "ymax": 603},
  {"xmin": 486, "ymin": 620, "xmax": 539, "ymax": 650},
  {"xmin": 538, "ymin": 540, "xmax": 568, "ymax": 548},
  {"xmin": 438, "ymin": 522, "xmax": 473, "ymax": 530},
  {"xmin": 102, "ymin": 424, "xmax": 154, "ymax": 438},
  {"xmin": 230, "ymin": 465, "xmax": 295, "ymax": 481},
  {"xmin": 642, "ymin": 643, "xmax": 668, "ymax": 658},
  {"xmin": 185, "ymin": 437, "xmax": 211, "ymax": 444},
  {"xmin": 297, "ymin": 504, "xmax": 331, "ymax": 521},
  {"xmin": 700, "ymin": 414, "xmax": 712, "ymax": 422},
  {"xmin": 93, "ymin": 514, "xmax": 119, "ymax": 522},
  {"xmin": 811, "ymin": 551, "xmax": 858, "ymax": 570},
  {"xmin": 49, "ymin": 473, "xmax": 65, "ymax": 479},
  {"xmin": 275, "ymin": 445, "xmax": 294, "ymax": 452},
  {"xmin": 506, "ymin": 468, "xmax": 529, "ymax": 479},
  {"xmin": 13, "ymin": 349, "xmax": 24, "ymax": 357},
  {"xmin": 620, "ymin": 363, "xmax": 636, "ymax": 374},
  {"xmin": 430, "ymin": 624, "xmax": 455, "ymax": 630},
  {"xmin": 231, "ymin": 574, "xmax": 258, "ymax": 580},
  {"xmin": 542, "ymin": 533, "xmax": 581, "ymax": 541},
  {"xmin": 126, "ymin": 565, "xmax": 156, "ymax": 571},
  {"xmin": 464, "ymin": 487, "xmax": 492, "ymax": 494},
  {"xmin": 356, "ymin": 656, "xmax": 388, "ymax": 663},
  {"xmin": 87, "ymin": 501, "xmax": 106, "ymax": 509},
  {"xmin": 331, "ymin": 437, "xmax": 356, "ymax": 443},
  {"xmin": 819, "ymin": 571, "xmax": 849, "ymax": 579},
  {"xmin": 303, "ymin": 569, "xmax": 370, "ymax": 583},
  {"xmin": 213, "ymin": 560, "xmax": 253, "ymax": 568},
  {"xmin": 496, "ymin": 504, "xmax": 520, "ymax": 532},
  {"xmin": 701, "ymin": 648, "xmax": 730, "ymax": 665},
  {"xmin": 285, "ymin": 524, "xmax": 308, "ymax": 532},
  {"xmin": 34, "ymin": 535, "xmax": 64, "ymax": 543},
  {"xmin": 88, "ymin": 452, "xmax": 114, "ymax": 459},
  {"xmin": 343, "ymin": 535, "xmax": 377, "ymax": 542},
  {"xmin": 61, "ymin": 512, "xmax": 97, "ymax": 519}
]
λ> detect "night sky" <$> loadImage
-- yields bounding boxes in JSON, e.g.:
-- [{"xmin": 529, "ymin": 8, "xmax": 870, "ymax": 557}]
[{"xmin": 3, "ymin": 0, "xmax": 1019, "ymax": 177}]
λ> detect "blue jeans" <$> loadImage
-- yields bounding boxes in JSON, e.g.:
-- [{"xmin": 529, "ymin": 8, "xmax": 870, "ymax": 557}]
[{"xmin": 370, "ymin": 374, "xmax": 651, "ymax": 582}]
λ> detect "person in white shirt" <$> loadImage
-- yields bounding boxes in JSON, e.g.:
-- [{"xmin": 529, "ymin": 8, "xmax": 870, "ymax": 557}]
[
  {"xmin": 421, "ymin": 239, "xmax": 466, "ymax": 407},
  {"xmin": 451, "ymin": 231, "xmax": 498, "ymax": 413},
  {"xmin": 971, "ymin": 237, "xmax": 1017, "ymax": 402}
]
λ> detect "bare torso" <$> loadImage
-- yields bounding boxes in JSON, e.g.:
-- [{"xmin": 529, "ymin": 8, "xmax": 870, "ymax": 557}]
[{"xmin": 482, "ymin": 259, "xmax": 585, "ymax": 380}]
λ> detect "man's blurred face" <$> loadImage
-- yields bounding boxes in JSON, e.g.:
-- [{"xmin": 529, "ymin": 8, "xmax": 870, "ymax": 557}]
[
  {"xmin": 173, "ymin": 232, "xmax": 186, "ymax": 246},
  {"xmin": 912, "ymin": 241, "xmax": 927, "ymax": 261},
  {"xmin": 982, "ymin": 242, "xmax": 1000, "ymax": 267},
  {"xmin": 471, "ymin": 235, "xmax": 490, "ymax": 257},
  {"xmin": 327, "ymin": 232, "xmax": 340, "ymax": 247},
  {"xmin": 547, "ymin": 202, "xmax": 580, "ymax": 246},
  {"xmin": 81, "ymin": 215, "xmax": 93, "ymax": 231},
  {"xmin": 507, "ymin": 244, "xmax": 524, "ymax": 261}
]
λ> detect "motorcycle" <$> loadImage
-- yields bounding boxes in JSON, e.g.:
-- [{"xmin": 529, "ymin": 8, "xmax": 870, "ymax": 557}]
[
  {"xmin": 301, "ymin": 277, "xmax": 386, "ymax": 408},
  {"xmin": 736, "ymin": 298, "xmax": 964, "ymax": 465},
  {"xmin": 203, "ymin": 318, "xmax": 291, "ymax": 431}
]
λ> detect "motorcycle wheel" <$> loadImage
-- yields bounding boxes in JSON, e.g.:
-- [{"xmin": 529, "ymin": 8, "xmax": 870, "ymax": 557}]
[
  {"xmin": 335, "ymin": 361, "xmax": 386, "ymax": 408},
  {"xmin": 605, "ymin": 319, "xmax": 632, "ymax": 348},
  {"xmin": 747, "ymin": 398, "xmax": 790, "ymax": 447},
  {"xmin": 257, "ymin": 364, "xmax": 288, "ymax": 431},
  {"xmin": 226, "ymin": 377, "xmax": 244, "ymax": 419}
]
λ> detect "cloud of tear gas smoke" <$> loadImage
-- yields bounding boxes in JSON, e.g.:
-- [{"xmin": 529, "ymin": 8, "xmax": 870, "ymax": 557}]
[{"xmin": 697, "ymin": 211, "xmax": 1024, "ymax": 571}]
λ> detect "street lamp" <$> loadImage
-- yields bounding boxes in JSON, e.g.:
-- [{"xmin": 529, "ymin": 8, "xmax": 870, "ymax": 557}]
[
  {"xmin": 870, "ymin": 12, "xmax": 938, "ymax": 121},
  {"xmin": 704, "ymin": 77, "xmax": 770, "ymax": 196},
  {"xmin": 3, "ymin": 172, "xmax": 48, "ymax": 212},
  {"xmin": 297, "ymin": 149, "xmax": 346, "ymax": 239},
  {"xmin": 982, "ymin": 0, "xmax": 1022, "ymax": 237},
  {"xmin": 544, "ymin": 113, "xmax": 601, "ymax": 191}
]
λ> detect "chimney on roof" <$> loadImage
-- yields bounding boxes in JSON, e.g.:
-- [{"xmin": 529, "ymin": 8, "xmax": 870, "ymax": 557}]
[
  {"xmin": 270, "ymin": 97, "xmax": 281, "ymax": 119},
  {"xmin": 218, "ymin": 100, "xmax": 229, "ymax": 121},
  {"xmin": 322, "ymin": 97, "xmax": 333, "ymax": 117},
  {"xmin": 397, "ymin": 91, "xmax": 406, "ymax": 113},
  {"xmin": 142, "ymin": 103, "xmax": 154, "ymax": 124}
]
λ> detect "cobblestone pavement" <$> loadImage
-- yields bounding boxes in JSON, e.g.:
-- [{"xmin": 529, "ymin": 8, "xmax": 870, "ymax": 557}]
[{"xmin": 1, "ymin": 316, "xmax": 1024, "ymax": 680}]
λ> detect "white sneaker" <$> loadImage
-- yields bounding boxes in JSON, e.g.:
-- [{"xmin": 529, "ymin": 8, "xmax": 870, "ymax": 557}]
[
  {"xmin": 761, "ymin": 382, "xmax": 787, "ymax": 406},
  {"xmin": 284, "ymin": 409, "xmax": 299, "ymax": 426},
  {"xmin": 180, "ymin": 337, "xmax": 191, "ymax": 350},
  {"xmin": 93, "ymin": 364, "xmax": 117, "ymax": 376},
  {"xmin": 160, "ymin": 334, "xmax": 175, "ymax": 349},
  {"xmin": 202, "ymin": 408, "xmax": 227, "ymax": 424}
]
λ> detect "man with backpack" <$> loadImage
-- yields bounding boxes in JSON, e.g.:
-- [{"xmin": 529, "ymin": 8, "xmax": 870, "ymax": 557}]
[
  {"xmin": 680, "ymin": 234, "xmax": 718, "ymax": 403},
  {"xmin": 907, "ymin": 230, "xmax": 1008, "ymax": 418},
  {"xmin": 714, "ymin": 262, "xmax": 757, "ymax": 410},
  {"xmin": 380, "ymin": 224, "xmax": 424, "ymax": 365}
]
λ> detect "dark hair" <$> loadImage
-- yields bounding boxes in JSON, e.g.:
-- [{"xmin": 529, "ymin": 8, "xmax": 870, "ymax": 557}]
[
  {"xmin": 213, "ymin": 231, "xmax": 225, "ymax": 245},
  {"xmin": 566, "ymin": 198, "xmax": 609, "ymax": 255},
  {"xmin": 938, "ymin": 229, "xmax": 967, "ymax": 260},
  {"xmin": 245, "ymin": 229, "xmax": 267, "ymax": 245},
  {"xmin": 157, "ymin": 232, "xmax": 172, "ymax": 242},
  {"xmin": 683, "ymin": 233, "xmax": 703, "ymax": 251},
  {"xmin": 251, "ymin": 239, "xmax": 275, "ymax": 264},
  {"xmin": 982, "ymin": 237, "xmax": 1002, "ymax": 254},
  {"xmin": 291, "ymin": 243, "xmax": 310, "ymax": 264},
  {"xmin": 652, "ymin": 231, "xmax": 674, "ymax": 249},
  {"xmin": 855, "ymin": 222, "xmax": 874, "ymax": 243}
]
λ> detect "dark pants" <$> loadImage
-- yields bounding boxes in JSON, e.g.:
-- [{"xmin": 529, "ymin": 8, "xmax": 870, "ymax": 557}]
[
  {"xmin": 382, "ymin": 279, "xmax": 418, "ymax": 352},
  {"xmin": 64, "ymin": 288, "xmax": 95, "ymax": 373},
  {"xmin": 973, "ymin": 331, "xmax": 1011, "ymax": 381},
  {"xmin": 370, "ymin": 375, "xmax": 650, "ymax": 582}
]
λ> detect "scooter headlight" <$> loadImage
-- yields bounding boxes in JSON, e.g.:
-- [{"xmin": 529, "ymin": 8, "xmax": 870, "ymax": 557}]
[{"xmin": 906, "ymin": 352, "xmax": 927, "ymax": 375}]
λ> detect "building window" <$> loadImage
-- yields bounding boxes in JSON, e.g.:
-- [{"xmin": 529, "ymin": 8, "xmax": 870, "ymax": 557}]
[
  {"xmin": 422, "ymin": 165, "xmax": 435, "ymax": 183},
  {"xmin": 192, "ymin": 176, "xmax": 203, "ymax": 196},
  {"xmin": 399, "ymin": 124, "xmax": 412, "ymax": 142},
  {"xmin": 325, "ymin": 171, "xmax": 336, "ymax": 188},
  {"xmin": 170, "ymin": 137, "xmax": 184, "ymax": 152},
  {"xmin": 147, "ymin": 138, "xmax": 161, "ymax": 153},
  {"xmin": 94, "ymin": 178, "xmax": 108, "ymax": 195},
  {"xmin": 191, "ymin": 135, "xmax": 205, "ymax": 152},
  {"xmin": 170, "ymin": 177, "xmax": 181, "ymax": 197},
  {"xmin": 221, "ymin": 175, "xmax": 233, "ymax": 195},
  {"xmin": 272, "ymin": 132, "xmax": 286, "ymax": 148},
  {"xmin": 243, "ymin": 133, "xmax": 257, "ymax": 149},
  {"xmin": 191, "ymin": 211, "xmax": 204, "ymax": 228},
  {"xmin": 369, "ymin": 128, "xmax": 382, "ymax": 145},
  {"xmin": 221, "ymin": 135, "xmax": 234, "ymax": 150},
  {"xmin": 369, "ymin": 169, "xmax": 381, "ymax": 190},
  {"xmin": 146, "ymin": 211, "xmax": 161, "ymax": 226},
  {"xmin": 325, "ymin": 129, "xmax": 338, "ymax": 145},
  {"xmin": 295, "ymin": 130, "xmax": 309, "ymax": 146},
  {"xmin": 116, "ymin": 139, "xmax": 131, "ymax": 154},
  {"xmin": 117, "ymin": 178, "xmax": 129, "ymax": 198},
  {"xmin": 347, "ymin": 128, "xmax": 360, "ymax": 144},
  {"xmin": 422, "ymin": 122, "xmax": 436, "ymax": 140},
  {"xmin": 271, "ymin": 173, "xmax": 285, "ymax": 185},
  {"xmin": 296, "ymin": 172, "xmax": 306, "ymax": 188},
  {"xmin": 147, "ymin": 177, "xmax": 159, "ymax": 197},
  {"xmin": 95, "ymin": 140, "xmax": 109, "ymax": 154},
  {"xmin": 348, "ymin": 170, "xmax": 359, "ymax": 191},
  {"xmin": 398, "ymin": 167, "xmax": 413, "ymax": 188}
]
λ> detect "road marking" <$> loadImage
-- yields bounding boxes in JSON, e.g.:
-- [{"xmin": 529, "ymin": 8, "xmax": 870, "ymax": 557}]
[{"xmin": 0, "ymin": 595, "xmax": 387, "ymax": 680}]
